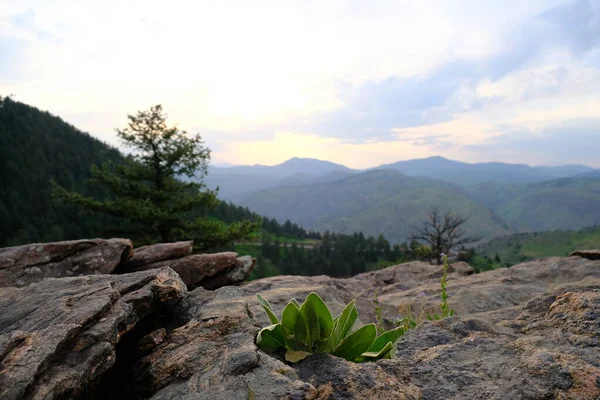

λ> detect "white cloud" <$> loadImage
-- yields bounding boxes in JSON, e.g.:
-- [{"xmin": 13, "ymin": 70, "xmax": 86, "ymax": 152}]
[{"xmin": 1, "ymin": 0, "xmax": 599, "ymax": 167}]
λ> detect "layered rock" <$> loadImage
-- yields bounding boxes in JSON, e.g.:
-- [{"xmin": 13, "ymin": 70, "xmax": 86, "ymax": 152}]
[
  {"xmin": 133, "ymin": 286, "xmax": 422, "ymax": 400},
  {"xmin": 0, "ymin": 267, "xmax": 187, "ymax": 400},
  {"xmin": 121, "ymin": 251, "xmax": 256, "ymax": 289},
  {"xmin": 0, "ymin": 237, "xmax": 598, "ymax": 399},
  {"xmin": 0, "ymin": 238, "xmax": 133, "ymax": 287},
  {"xmin": 240, "ymin": 257, "xmax": 600, "ymax": 327},
  {"xmin": 395, "ymin": 279, "xmax": 600, "ymax": 399},
  {"xmin": 119, "ymin": 241, "xmax": 193, "ymax": 269}
]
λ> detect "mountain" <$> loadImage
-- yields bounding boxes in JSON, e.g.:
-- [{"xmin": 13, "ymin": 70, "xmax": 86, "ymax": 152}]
[
  {"xmin": 212, "ymin": 157, "xmax": 353, "ymax": 177},
  {"xmin": 0, "ymin": 97, "xmax": 123, "ymax": 246},
  {"xmin": 475, "ymin": 225, "xmax": 600, "ymax": 266},
  {"xmin": 467, "ymin": 177, "xmax": 600, "ymax": 232},
  {"xmin": 204, "ymin": 158, "xmax": 356, "ymax": 202},
  {"xmin": 377, "ymin": 156, "xmax": 597, "ymax": 186},
  {"xmin": 206, "ymin": 156, "xmax": 597, "ymax": 202},
  {"xmin": 239, "ymin": 169, "xmax": 512, "ymax": 244}
]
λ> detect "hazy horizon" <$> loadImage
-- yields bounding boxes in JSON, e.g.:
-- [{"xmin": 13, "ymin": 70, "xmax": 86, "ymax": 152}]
[
  {"xmin": 2, "ymin": 0, "xmax": 599, "ymax": 167},
  {"xmin": 211, "ymin": 155, "xmax": 598, "ymax": 170}
]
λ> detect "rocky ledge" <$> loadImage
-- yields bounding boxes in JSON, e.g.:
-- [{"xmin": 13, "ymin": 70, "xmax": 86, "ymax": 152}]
[{"xmin": 0, "ymin": 240, "xmax": 599, "ymax": 399}]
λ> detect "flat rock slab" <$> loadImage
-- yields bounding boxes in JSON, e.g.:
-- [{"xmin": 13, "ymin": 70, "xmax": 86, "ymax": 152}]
[
  {"xmin": 133, "ymin": 286, "xmax": 421, "ymax": 400},
  {"xmin": 395, "ymin": 279, "xmax": 600, "ymax": 400},
  {"xmin": 240, "ymin": 257, "xmax": 600, "ymax": 327},
  {"xmin": 119, "ymin": 241, "xmax": 193, "ymax": 269},
  {"xmin": 0, "ymin": 238, "xmax": 133, "ymax": 287},
  {"xmin": 124, "ymin": 252, "xmax": 256, "ymax": 289},
  {"xmin": 0, "ymin": 267, "xmax": 186, "ymax": 400}
]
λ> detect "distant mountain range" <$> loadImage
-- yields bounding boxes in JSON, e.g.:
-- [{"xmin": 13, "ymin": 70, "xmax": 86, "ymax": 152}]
[
  {"xmin": 3, "ymin": 97, "xmax": 599, "ymax": 247},
  {"xmin": 204, "ymin": 156, "xmax": 600, "ymax": 243},
  {"xmin": 206, "ymin": 156, "xmax": 597, "ymax": 202}
]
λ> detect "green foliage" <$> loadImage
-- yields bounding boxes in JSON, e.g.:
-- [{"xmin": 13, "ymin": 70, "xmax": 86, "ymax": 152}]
[
  {"xmin": 379, "ymin": 256, "xmax": 455, "ymax": 333},
  {"xmin": 245, "ymin": 232, "xmax": 426, "ymax": 280},
  {"xmin": 472, "ymin": 225, "xmax": 600, "ymax": 269},
  {"xmin": 53, "ymin": 105, "xmax": 257, "ymax": 248},
  {"xmin": 255, "ymin": 293, "xmax": 405, "ymax": 363},
  {"xmin": 0, "ymin": 97, "xmax": 124, "ymax": 246},
  {"xmin": 427, "ymin": 254, "xmax": 455, "ymax": 320},
  {"xmin": 467, "ymin": 179, "xmax": 600, "ymax": 233},
  {"xmin": 240, "ymin": 169, "xmax": 512, "ymax": 244}
]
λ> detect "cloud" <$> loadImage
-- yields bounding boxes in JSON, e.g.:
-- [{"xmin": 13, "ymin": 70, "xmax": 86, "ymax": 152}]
[
  {"xmin": 0, "ymin": 35, "xmax": 29, "ymax": 83},
  {"xmin": 2, "ymin": 0, "xmax": 599, "ymax": 168},
  {"xmin": 464, "ymin": 118, "xmax": 600, "ymax": 166},
  {"xmin": 539, "ymin": 0, "xmax": 600, "ymax": 54}
]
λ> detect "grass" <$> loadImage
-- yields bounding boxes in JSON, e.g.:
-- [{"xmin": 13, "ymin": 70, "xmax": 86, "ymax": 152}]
[{"xmin": 475, "ymin": 225, "xmax": 600, "ymax": 267}]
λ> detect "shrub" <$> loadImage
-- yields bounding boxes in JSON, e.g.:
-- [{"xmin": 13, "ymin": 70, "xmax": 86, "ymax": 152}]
[{"xmin": 255, "ymin": 292, "xmax": 405, "ymax": 363}]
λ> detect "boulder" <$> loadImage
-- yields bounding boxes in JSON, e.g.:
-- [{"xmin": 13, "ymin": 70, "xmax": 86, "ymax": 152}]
[
  {"xmin": 0, "ymin": 267, "xmax": 187, "ymax": 400},
  {"xmin": 123, "ymin": 252, "xmax": 256, "ymax": 289},
  {"xmin": 119, "ymin": 241, "xmax": 193, "ymax": 269},
  {"xmin": 570, "ymin": 249, "xmax": 600, "ymax": 260},
  {"xmin": 0, "ymin": 238, "xmax": 133, "ymax": 287}
]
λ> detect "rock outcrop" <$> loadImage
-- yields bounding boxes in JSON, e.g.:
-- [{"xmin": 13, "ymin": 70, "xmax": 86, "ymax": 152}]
[
  {"xmin": 0, "ymin": 267, "xmax": 187, "ymax": 400},
  {"xmin": 120, "ymin": 251, "xmax": 257, "ymax": 289},
  {"xmin": 0, "ymin": 238, "xmax": 133, "ymax": 287},
  {"xmin": 118, "ymin": 241, "xmax": 193, "ymax": 269},
  {"xmin": 0, "ymin": 238, "xmax": 256, "ymax": 290},
  {"xmin": 0, "ymin": 238, "xmax": 598, "ymax": 399}
]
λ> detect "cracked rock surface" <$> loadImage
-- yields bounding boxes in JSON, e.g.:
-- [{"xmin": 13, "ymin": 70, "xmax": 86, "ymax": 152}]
[
  {"xmin": 0, "ymin": 238, "xmax": 133, "ymax": 287},
  {"xmin": 0, "ymin": 267, "xmax": 186, "ymax": 399}
]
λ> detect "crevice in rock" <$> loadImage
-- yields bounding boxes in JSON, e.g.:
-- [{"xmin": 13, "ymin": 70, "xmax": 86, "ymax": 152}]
[{"xmin": 75, "ymin": 304, "xmax": 191, "ymax": 400}]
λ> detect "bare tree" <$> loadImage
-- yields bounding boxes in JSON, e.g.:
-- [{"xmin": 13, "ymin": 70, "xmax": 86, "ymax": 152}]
[{"xmin": 409, "ymin": 208, "xmax": 480, "ymax": 264}]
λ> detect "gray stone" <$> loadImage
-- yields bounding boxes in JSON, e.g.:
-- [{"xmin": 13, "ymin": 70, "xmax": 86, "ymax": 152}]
[{"xmin": 0, "ymin": 238, "xmax": 133, "ymax": 287}]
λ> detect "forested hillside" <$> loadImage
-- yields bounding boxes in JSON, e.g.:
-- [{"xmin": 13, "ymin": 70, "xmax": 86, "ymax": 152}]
[
  {"xmin": 473, "ymin": 226, "xmax": 600, "ymax": 268},
  {"xmin": 240, "ymin": 169, "xmax": 512, "ymax": 244},
  {"xmin": 467, "ymin": 178, "xmax": 600, "ymax": 232},
  {"xmin": 0, "ymin": 97, "xmax": 124, "ymax": 245}
]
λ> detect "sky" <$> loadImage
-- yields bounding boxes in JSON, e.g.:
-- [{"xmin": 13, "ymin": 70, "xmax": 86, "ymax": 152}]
[{"xmin": 1, "ymin": 0, "xmax": 599, "ymax": 168}]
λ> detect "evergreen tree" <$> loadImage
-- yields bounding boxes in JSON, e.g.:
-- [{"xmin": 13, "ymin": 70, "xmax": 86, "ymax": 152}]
[{"xmin": 54, "ymin": 105, "xmax": 256, "ymax": 248}]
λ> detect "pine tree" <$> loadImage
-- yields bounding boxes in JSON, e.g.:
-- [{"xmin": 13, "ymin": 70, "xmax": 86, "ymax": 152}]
[{"xmin": 53, "ymin": 105, "xmax": 256, "ymax": 248}]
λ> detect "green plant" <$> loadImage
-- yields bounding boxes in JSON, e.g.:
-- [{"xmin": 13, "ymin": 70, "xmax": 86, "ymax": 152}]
[
  {"xmin": 427, "ymin": 253, "xmax": 455, "ymax": 320},
  {"xmin": 256, "ymin": 292, "xmax": 405, "ymax": 363},
  {"xmin": 372, "ymin": 289, "xmax": 384, "ymax": 334}
]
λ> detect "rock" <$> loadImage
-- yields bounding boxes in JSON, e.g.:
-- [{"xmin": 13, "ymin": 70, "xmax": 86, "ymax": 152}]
[
  {"xmin": 119, "ymin": 241, "xmax": 193, "ymax": 270},
  {"xmin": 0, "ymin": 267, "xmax": 187, "ymax": 400},
  {"xmin": 394, "ymin": 279, "xmax": 600, "ymax": 400},
  {"xmin": 570, "ymin": 249, "xmax": 600, "ymax": 260},
  {"xmin": 123, "ymin": 252, "xmax": 256, "ymax": 290},
  {"xmin": 240, "ymin": 256, "xmax": 600, "ymax": 327},
  {"xmin": 0, "ymin": 238, "xmax": 133, "ymax": 287},
  {"xmin": 132, "ymin": 286, "xmax": 421, "ymax": 400},
  {"xmin": 200, "ymin": 255, "xmax": 256, "ymax": 290},
  {"xmin": 294, "ymin": 354, "xmax": 421, "ymax": 399}
]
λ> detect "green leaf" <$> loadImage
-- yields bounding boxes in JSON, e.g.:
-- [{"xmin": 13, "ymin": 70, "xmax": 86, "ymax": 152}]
[
  {"xmin": 281, "ymin": 302, "xmax": 300, "ymax": 339},
  {"xmin": 358, "ymin": 341, "xmax": 394, "ymax": 361},
  {"xmin": 328, "ymin": 300, "xmax": 358, "ymax": 351},
  {"xmin": 290, "ymin": 298, "xmax": 300, "ymax": 308},
  {"xmin": 257, "ymin": 294, "xmax": 279, "ymax": 324},
  {"xmin": 368, "ymin": 326, "xmax": 405, "ymax": 353},
  {"xmin": 256, "ymin": 324, "xmax": 285, "ymax": 352},
  {"xmin": 298, "ymin": 297, "xmax": 318, "ymax": 349},
  {"xmin": 307, "ymin": 293, "xmax": 334, "ymax": 338},
  {"xmin": 301, "ymin": 292, "xmax": 334, "ymax": 351},
  {"xmin": 285, "ymin": 350, "xmax": 312, "ymax": 363},
  {"xmin": 332, "ymin": 323, "xmax": 377, "ymax": 361},
  {"xmin": 294, "ymin": 306, "xmax": 309, "ymax": 350}
]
